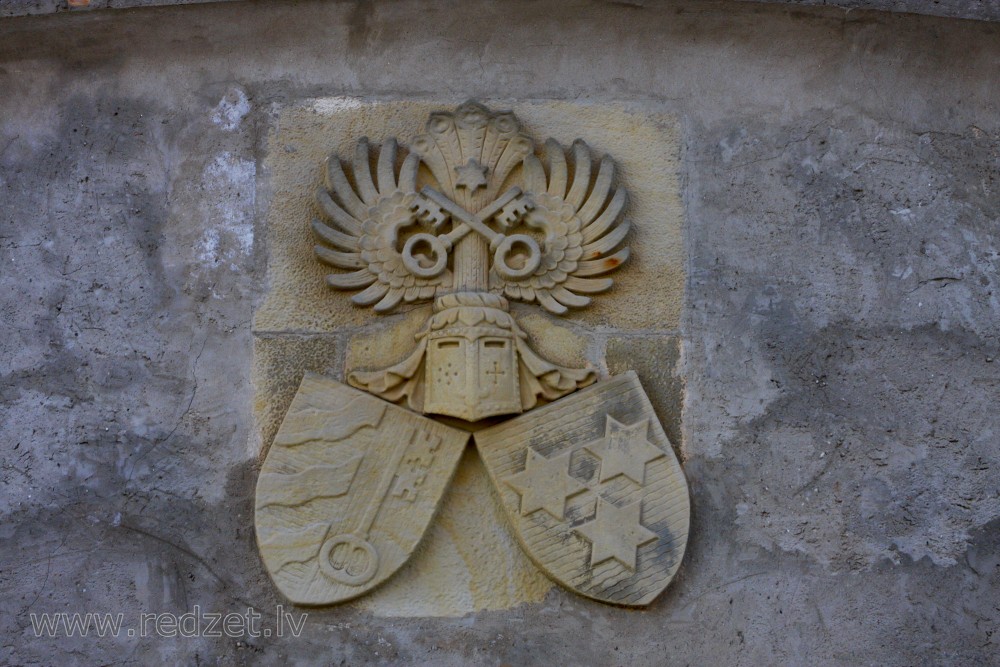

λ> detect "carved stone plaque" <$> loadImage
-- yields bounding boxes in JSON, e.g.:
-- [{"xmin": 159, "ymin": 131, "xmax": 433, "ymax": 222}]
[{"xmin": 254, "ymin": 101, "xmax": 689, "ymax": 608}]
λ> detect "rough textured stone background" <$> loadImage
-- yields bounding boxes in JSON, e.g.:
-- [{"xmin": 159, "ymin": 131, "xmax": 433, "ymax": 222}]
[
  {"xmin": 740, "ymin": 0, "xmax": 1000, "ymax": 21},
  {"xmin": 3, "ymin": 0, "xmax": 999, "ymax": 22},
  {"xmin": 1, "ymin": 0, "xmax": 998, "ymax": 665},
  {"xmin": 0, "ymin": 0, "xmax": 238, "ymax": 18}
]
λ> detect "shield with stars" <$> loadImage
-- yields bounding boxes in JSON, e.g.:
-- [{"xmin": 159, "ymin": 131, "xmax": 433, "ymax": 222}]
[{"xmin": 474, "ymin": 371, "xmax": 690, "ymax": 606}]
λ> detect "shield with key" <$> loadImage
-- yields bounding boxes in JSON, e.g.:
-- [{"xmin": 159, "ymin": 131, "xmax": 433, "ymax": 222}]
[{"xmin": 254, "ymin": 373, "xmax": 468, "ymax": 605}]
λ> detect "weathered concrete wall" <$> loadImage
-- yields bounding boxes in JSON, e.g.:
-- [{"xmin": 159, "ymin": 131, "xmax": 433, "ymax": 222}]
[
  {"xmin": 0, "ymin": 0, "xmax": 238, "ymax": 19},
  {"xmin": 4, "ymin": 0, "xmax": 1000, "ymax": 23},
  {"xmin": 0, "ymin": 1, "xmax": 997, "ymax": 665},
  {"xmin": 741, "ymin": 0, "xmax": 1000, "ymax": 22}
]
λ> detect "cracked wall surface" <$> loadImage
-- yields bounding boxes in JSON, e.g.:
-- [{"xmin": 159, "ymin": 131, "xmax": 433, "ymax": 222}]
[
  {"xmin": 0, "ymin": 0, "xmax": 998, "ymax": 665},
  {"xmin": 3, "ymin": 0, "xmax": 1000, "ymax": 23}
]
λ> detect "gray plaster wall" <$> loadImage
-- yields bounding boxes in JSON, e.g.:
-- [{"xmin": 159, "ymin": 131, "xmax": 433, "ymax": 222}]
[
  {"xmin": 1, "ymin": 1, "xmax": 998, "ymax": 665},
  {"xmin": 739, "ymin": 0, "xmax": 1000, "ymax": 22},
  {"xmin": 0, "ymin": 0, "xmax": 238, "ymax": 19},
  {"xmin": 3, "ymin": 0, "xmax": 1000, "ymax": 23}
]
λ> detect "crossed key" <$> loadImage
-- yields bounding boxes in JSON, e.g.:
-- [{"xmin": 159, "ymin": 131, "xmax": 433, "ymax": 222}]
[{"xmin": 401, "ymin": 186, "xmax": 542, "ymax": 281}]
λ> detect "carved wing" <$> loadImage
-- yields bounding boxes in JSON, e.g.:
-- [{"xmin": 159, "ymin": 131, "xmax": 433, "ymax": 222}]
[
  {"xmin": 489, "ymin": 140, "xmax": 630, "ymax": 315},
  {"xmin": 314, "ymin": 138, "xmax": 452, "ymax": 313}
]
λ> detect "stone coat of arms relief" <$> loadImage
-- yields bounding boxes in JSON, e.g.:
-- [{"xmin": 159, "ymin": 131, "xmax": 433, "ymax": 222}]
[{"xmin": 254, "ymin": 101, "xmax": 690, "ymax": 606}]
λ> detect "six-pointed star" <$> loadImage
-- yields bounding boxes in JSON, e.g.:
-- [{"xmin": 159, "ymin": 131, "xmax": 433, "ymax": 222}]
[
  {"xmin": 504, "ymin": 448, "xmax": 586, "ymax": 520},
  {"xmin": 454, "ymin": 158, "xmax": 489, "ymax": 190},
  {"xmin": 583, "ymin": 416, "xmax": 665, "ymax": 484},
  {"xmin": 574, "ymin": 497, "xmax": 658, "ymax": 570}
]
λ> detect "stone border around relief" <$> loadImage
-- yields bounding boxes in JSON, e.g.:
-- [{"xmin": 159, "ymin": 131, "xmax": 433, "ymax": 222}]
[{"xmin": 250, "ymin": 98, "xmax": 685, "ymax": 616}]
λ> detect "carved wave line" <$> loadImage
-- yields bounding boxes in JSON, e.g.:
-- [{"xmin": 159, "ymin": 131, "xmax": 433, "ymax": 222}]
[
  {"xmin": 258, "ymin": 522, "xmax": 330, "ymax": 571},
  {"xmin": 257, "ymin": 454, "xmax": 362, "ymax": 508}
]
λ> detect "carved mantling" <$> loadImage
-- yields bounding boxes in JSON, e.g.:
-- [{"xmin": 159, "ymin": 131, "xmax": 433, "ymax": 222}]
[{"xmin": 349, "ymin": 292, "xmax": 596, "ymax": 420}]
